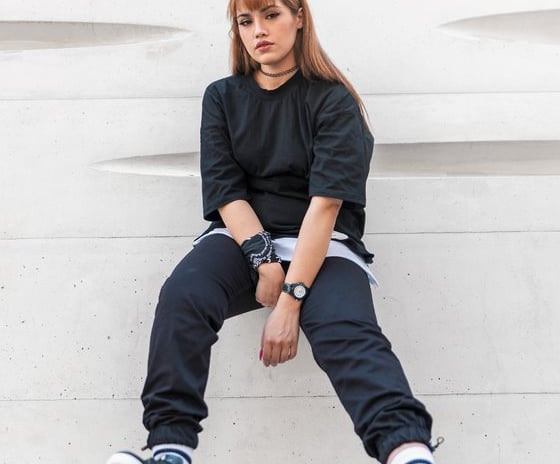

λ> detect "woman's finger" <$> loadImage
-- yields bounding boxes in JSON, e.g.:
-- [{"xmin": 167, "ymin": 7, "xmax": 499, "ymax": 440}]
[
  {"xmin": 279, "ymin": 345, "xmax": 291, "ymax": 364},
  {"xmin": 288, "ymin": 345, "xmax": 297, "ymax": 359},
  {"xmin": 268, "ymin": 344, "xmax": 280, "ymax": 367}
]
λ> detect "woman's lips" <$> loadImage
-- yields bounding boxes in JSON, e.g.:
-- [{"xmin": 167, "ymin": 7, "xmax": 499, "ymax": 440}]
[{"xmin": 256, "ymin": 41, "xmax": 273, "ymax": 51}]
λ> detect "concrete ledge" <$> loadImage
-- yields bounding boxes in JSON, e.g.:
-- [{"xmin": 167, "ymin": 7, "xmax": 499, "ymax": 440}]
[{"xmin": 2, "ymin": 231, "xmax": 558, "ymax": 400}]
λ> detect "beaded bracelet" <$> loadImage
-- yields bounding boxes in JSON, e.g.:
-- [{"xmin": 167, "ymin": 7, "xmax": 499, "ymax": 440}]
[{"xmin": 241, "ymin": 231, "xmax": 282, "ymax": 270}]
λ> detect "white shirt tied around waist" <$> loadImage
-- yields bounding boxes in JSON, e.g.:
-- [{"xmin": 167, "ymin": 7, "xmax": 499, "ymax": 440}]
[{"xmin": 193, "ymin": 228, "xmax": 378, "ymax": 288}]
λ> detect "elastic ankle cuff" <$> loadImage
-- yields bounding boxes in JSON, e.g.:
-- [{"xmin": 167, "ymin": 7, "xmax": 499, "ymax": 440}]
[
  {"xmin": 375, "ymin": 426, "xmax": 432, "ymax": 464},
  {"xmin": 147, "ymin": 424, "xmax": 199, "ymax": 450}
]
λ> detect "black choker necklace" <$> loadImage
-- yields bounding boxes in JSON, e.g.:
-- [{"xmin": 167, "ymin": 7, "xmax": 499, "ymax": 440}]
[{"xmin": 259, "ymin": 65, "xmax": 298, "ymax": 78}]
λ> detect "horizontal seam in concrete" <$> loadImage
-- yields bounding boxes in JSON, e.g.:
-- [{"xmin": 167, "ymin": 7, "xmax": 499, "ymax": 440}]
[
  {"xmin": 2, "ymin": 392, "xmax": 560, "ymax": 403},
  {"xmin": 2, "ymin": 229, "xmax": 560, "ymax": 241},
  {"xmin": 2, "ymin": 90, "xmax": 560, "ymax": 102},
  {"xmin": 418, "ymin": 391, "xmax": 560, "ymax": 397},
  {"xmin": 0, "ymin": 96, "xmax": 201, "ymax": 103},
  {"xmin": 371, "ymin": 174, "xmax": 560, "ymax": 180},
  {"xmin": 366, "ymin": 230, "xmax": 560, "ymax": 236},
  {"xmin": 366, "ymin": 90, "xmax": 560, "ymax": 97}
]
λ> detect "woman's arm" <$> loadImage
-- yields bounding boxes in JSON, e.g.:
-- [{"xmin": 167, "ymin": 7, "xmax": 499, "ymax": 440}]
[
  {"xmin": 284, "ymin": 196, "xmax": 342, "ymax": 288},
  {"xmin": 218, "ymin": 200, "xmax": 285, "ymax": 308},
  {"xmin": 260, "ymin": 195, "xmax": 342, "ymax": 367},
  {"xmin": 218, "ymin": 199, "xmax": 264, "ymax": 244}
]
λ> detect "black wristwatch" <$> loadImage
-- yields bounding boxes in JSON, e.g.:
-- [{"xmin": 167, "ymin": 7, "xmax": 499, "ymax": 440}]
[{"xmin": 282, "ymin": 282, "xmax": 310, "ymax": 301}]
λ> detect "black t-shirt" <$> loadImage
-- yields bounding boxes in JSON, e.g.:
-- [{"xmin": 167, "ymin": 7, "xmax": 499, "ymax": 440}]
[{"xmin": 200, "ymin": 71, "xmax": 374, "ymax": 263}]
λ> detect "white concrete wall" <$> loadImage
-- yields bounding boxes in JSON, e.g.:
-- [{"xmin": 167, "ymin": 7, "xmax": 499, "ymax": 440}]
[{"xmin": 1, "ymin": 1, "xmax": 560, "ymax": 463}]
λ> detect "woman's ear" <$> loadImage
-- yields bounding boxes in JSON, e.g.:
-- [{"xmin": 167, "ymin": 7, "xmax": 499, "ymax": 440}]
[{"xmin": 296, "ymin": 7, "xmax": 304, "ymax": 29}]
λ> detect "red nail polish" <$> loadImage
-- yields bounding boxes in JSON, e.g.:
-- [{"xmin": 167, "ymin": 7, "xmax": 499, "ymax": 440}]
[{"xmin": 259, "ymin": 348, "xmax": 263, "ymax": 360}]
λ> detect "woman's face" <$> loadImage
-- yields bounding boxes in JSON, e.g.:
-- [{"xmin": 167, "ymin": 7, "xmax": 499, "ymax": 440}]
[{"xmin": 235, "ymin": 1, "xmax": 303, "ymax": 71}]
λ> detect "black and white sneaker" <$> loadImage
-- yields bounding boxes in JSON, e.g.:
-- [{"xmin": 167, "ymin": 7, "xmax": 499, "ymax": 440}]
[{"xmin": 106, "ymin": 451, "xmax": 187, "ymax": 464}]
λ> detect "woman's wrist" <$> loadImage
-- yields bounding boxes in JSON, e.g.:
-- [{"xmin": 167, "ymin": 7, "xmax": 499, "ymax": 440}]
[
  {"xmin": 257, "ymin": 261, "xmax": 283, "ymax": 274},
  {"xmin": 277, "ymin": 291, "xmax": 303, "ymax": 311},
  {"xmin": 241, "ymin": 230, "xmax": 282, "ymax": 270}
]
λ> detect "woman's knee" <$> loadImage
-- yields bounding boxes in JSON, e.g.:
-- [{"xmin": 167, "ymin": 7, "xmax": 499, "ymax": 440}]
[{"xmin": 156, "ymin": 268, "xmax": 228, "ymax": 331}]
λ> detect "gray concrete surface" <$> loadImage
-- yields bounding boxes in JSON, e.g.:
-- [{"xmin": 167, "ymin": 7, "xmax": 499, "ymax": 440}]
[{"xmin": 2, "ymin": 1, "xmax": 560, "ymax": 463}]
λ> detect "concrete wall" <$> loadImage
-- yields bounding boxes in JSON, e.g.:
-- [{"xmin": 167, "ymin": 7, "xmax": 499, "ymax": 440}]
[{"xmin": 1, "ymin": 1, "xmax": 560, "ymax": 463}]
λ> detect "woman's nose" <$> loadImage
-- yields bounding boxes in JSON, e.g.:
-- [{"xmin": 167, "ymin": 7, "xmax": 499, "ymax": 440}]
[{"xmin": 254, "ymin": 18, "xmax": 267, "ymax": 37}]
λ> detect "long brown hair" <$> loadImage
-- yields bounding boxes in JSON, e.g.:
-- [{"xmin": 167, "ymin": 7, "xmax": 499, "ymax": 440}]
[{"xmin": 227, "ymin": 0, "xmax": 369, "ymax": 122}]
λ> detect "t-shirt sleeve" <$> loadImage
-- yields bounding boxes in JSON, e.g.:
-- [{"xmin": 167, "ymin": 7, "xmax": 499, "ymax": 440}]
[
  {"xmin": 308, "ymin": 86, "xmax": 373, "ymax": 208},
  {"xmin": 200, "ymin": 84, "xmax": 250, "ymax": 221}
]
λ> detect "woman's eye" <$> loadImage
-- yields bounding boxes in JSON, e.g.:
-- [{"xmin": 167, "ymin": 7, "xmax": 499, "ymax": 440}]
[
  {"xmin": 238, "ymin": 19, "xmax": 252, "ymax": 27},
  {"xmin": 266, "ymin": 12, "xmax": 280, "ymax": 20}
]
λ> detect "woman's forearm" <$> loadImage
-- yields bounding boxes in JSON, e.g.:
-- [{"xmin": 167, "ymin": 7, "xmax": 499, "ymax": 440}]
[
  {"xmin": 218, "ymin": 199, "xmax": 264, "ymax": 245},
  {"xmin": 285, "ymin": 196, "xmax": 342, "ymax": 288}
]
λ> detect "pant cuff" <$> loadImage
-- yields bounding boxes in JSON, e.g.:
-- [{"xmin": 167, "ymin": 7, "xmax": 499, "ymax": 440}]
[
  {"xmin": 375, "ymin": 426, "xmax": 432, "ymax": 464},
  {"xmin": 147, "ymin": 423, "xmax": 200, "ymax": 450}
]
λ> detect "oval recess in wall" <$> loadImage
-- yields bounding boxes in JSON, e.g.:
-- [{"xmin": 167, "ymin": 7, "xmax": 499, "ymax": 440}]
[
  {"xmin": 0, "ymin": 21, "xmax": 189, "ymax": 51},
  {"xmin": 372, "ymin": 141, "xmax": 560, "ymax": 177},
  {"xmin": 439, "ymin": 9, "xmax": 560, "ymax": 45},
  {"xmin": 91, "ymin": 153, "xmax": 200, "ymax": 177},
  {"xmin": 93, "ymin": 141, "xmax": 560, "ymax": 179}
]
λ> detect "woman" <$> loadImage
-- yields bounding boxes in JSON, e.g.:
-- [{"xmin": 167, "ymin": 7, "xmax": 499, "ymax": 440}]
[{"xmin": 108, "ymin": 1, "xmax": 438, "ymax": 463}]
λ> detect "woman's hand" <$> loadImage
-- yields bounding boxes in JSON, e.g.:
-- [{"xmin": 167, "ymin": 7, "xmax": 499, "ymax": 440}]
[
  {"xmin": 260, "ymin": 294, "xmax": 301, "ymax": 367},
  {"xmin": 255, "ymin": 262, "xmax": 285, "ymax": 307}
]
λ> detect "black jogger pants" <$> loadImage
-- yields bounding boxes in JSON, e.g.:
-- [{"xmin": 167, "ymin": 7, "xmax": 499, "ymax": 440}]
[{"xmin": 141, "ymin": 234, "xmax": 432, "ymax": 464}]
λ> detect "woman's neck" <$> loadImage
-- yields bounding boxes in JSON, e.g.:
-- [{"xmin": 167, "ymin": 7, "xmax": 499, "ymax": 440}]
[{"xmin": 253, "ymin": 67, "xmax": 298, "ymax": 90}]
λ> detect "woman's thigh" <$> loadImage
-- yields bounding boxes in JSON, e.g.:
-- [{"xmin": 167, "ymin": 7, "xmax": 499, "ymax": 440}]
[
  {"xmin": 161, "ymin": 233, "xmax": 262, "ymax": 323},
  {"xmin": 300, "ymin": 257, "xmax": 378, "ymax": 330}
]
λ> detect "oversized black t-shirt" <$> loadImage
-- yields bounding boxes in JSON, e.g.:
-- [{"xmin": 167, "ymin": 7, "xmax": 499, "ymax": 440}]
[{"xmin": 200, "ymin": 71, "xmax": 374, "ymax": 263}]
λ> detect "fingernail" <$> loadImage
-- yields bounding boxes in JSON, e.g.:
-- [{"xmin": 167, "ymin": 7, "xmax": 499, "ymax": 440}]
[{"xmin": 259, "ymin": 348, "xmax": 263, "ymax": 360}]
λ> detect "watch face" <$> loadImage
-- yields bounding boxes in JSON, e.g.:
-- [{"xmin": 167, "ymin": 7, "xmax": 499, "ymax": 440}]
[{"xmin": 293, "ymin": 284, "xmax": 307, "ymax": 299}]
